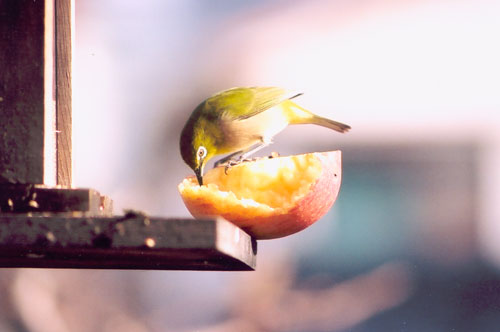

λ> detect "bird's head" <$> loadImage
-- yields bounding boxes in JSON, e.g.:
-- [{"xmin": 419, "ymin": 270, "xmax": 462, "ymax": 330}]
[{"xmin": 179, "ymin": 114, "xmax": 216, "ymax": 186}]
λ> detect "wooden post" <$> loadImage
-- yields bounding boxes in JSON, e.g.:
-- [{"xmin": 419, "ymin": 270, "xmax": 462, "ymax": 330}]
[
  {"xmin": 0, "ymin": 0, "xmax": 72, "ymax": 186},
  {"xmin": 0, "ymin": 0, "xmax": 52, "ymax": 184},
  {"xmin": 55, "ymin": 0, "xmax": 73, "ymax": 186},
  {"xmin": 0, "ymin": 0, "xmax": 110, "ymax": 216}
]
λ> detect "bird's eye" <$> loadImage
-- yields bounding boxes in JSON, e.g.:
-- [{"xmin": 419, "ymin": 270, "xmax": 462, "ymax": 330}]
[{"xmin": 197, "ymin": 146, "xmax": 207, "ymax": 160}]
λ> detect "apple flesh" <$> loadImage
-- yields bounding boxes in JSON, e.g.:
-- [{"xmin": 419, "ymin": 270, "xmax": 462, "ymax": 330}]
[{"xmin": 178, "ymin": 151, "xmax": 342, "ymax": 239}]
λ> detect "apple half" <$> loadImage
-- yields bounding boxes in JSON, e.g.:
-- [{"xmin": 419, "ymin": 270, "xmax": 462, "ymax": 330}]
[{"xmin": 178, "ymin": 150, "xmax": 342, "ymax": 239}]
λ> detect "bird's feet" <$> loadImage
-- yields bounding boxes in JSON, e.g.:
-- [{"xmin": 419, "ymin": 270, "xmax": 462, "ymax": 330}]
[
  {"xmin": 218, "ymin": 152, "xmax": 281, "ymax": 174},
  {"xmin": 222, "ymin": 157, "xmax": 253, "ymax": 174},
  {"xmin": 269, "ymin": 151, "xmax": 280, "ymax": 159}
]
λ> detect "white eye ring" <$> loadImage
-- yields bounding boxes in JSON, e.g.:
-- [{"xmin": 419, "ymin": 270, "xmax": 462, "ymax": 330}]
[{"xmin": 197, "ymin": 146, "xmax": 207, "ymax": 160}]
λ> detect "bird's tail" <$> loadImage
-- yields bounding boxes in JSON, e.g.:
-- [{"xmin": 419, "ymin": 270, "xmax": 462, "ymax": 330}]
[{"xmin": 282, "ymin": 100, "xmax": 351, "ymax": 133}]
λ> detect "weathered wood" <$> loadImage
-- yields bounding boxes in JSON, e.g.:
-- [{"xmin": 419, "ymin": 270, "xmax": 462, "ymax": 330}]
[
  {"xmin": 0, "ymin": 0, "xmax": 48, "ymax": 184},
  {"xmin": 0, "ymin": 0, "xmax": 72, "ymax": 186},
  {"xmin": 0, "ymin": 184, "xmax": 112, "ymax": 215},
  {"xmin": 0, "ymin": 216, "xmax": 257, "ymax": 270},
  {"xmin": 55, "ymin": 0, "xmax": 73, "ymax": 186},
  {"xmin": 0, "ymin": 1, "xmax": 259, "ymax": 272}
]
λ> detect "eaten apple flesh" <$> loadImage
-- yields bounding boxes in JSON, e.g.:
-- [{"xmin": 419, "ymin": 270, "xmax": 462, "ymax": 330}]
[{"xmin": 178, "ymin": 151, "xmax": 342, "ymax": 239}]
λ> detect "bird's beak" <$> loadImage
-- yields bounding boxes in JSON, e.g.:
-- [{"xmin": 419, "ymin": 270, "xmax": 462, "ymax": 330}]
[{"xmin": 195, "ymin": 166, "xmax": 203, "ymax": 186}]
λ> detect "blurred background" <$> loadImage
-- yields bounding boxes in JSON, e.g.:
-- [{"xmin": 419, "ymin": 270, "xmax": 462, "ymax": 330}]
[{"xmin": 3, "ymin": 0, "xmax": 500, "ymax": 331}]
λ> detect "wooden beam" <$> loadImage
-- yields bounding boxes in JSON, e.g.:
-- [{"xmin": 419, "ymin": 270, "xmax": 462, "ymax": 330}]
[
  {"xmin": 0, "ymin": 0, "xmax": 49, "ymax": 184},
  {"xmin": 55, "ymin": 0, "xmax": 73, "ymax": 186},
  {"xmin": 0, "ymin": 184, "xmax": 112, "ymax": 215},
  {"xmin": 0, "ymin": 0, "xmax": 73, "ymax": 186},
  {"xmin": 0, "ymin": 216, "xmax": 257, "ymax": 270}
]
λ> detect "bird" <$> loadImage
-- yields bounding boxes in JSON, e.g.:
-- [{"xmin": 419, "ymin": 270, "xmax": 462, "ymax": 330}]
[{"xmin": 179, "ymin": 86, "xmax": 350, "ymax": 186}]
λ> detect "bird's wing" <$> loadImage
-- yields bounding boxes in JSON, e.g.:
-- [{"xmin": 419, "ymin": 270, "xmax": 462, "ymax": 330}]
[{"xmin": 207, "ymin": 87, "xmax": 297, "ymax": 121}]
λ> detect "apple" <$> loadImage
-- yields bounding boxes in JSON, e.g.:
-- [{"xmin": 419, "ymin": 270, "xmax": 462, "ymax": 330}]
[{"xmin": 178, "ymin": 150, "xmax": 342, "ymax": 239}]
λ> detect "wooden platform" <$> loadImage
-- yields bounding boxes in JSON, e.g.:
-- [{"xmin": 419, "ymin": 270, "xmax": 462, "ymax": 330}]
[{"xmin": 0, "ymin": 215, "xmax": 256, "ymax": 271}]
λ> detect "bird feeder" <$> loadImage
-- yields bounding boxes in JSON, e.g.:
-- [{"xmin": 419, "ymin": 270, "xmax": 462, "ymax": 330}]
[{"xmin": 0, "ymin": 0, "xmax": 256, "ymax": 271}]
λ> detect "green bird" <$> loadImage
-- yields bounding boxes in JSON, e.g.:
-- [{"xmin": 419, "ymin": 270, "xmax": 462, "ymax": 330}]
[{"xmin": 180, "ymin": 87, "xmax": 351, "ymax": 186}]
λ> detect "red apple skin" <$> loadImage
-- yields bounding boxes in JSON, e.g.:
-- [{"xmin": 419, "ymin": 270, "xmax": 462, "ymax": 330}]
[
  {"xmin": 242, "ymin": 151, "xmax": 342, "ymax": 239},
  {"xmin": 181, "ymin": 151, "xmax": 342, "ymax": 240}
]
